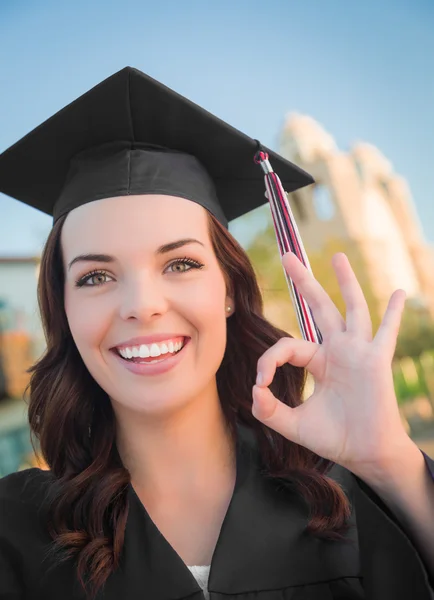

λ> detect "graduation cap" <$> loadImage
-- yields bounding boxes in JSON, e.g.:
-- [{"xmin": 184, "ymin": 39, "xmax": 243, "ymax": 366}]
[{"xmin": 0, "ymin": 66, "xmax": 321, "ymax": 343}]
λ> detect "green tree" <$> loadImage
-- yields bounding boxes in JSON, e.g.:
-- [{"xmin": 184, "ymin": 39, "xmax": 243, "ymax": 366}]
[{"xmin": 394, "ymin": 305, "xmax": 434, "ymax": 359}]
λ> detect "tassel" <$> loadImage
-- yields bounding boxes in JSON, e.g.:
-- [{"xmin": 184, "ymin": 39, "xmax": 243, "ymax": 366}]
[{"xmin": 254, "ymin": 142, "xmax": 322, "ymax": 344}]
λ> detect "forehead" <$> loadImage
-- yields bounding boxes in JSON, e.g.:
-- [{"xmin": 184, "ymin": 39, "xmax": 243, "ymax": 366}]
[{"xmin": 61, "ymin": 194, "xmax": 210, "ymax": 255}]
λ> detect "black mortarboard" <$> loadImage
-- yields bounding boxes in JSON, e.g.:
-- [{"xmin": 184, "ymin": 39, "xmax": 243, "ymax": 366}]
[{"xmin": 0, "ymin": 66, "xmax": 313, "ymax": 229}]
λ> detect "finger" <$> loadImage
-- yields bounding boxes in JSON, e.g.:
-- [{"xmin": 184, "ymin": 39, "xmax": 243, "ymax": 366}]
[
  {"xmin": 252, "ymin": 384, "xmax": 303, "ymax": 445},
  {"xmin": 256, "ymin": 337, "xmax": 322, "ymax": 387},
  {"xmin": 374, "ymin": 289, "xmax": 406, "ymax": 355},
  {"xmin": 282, "ymin": 252, "xmax": 345, "ymax": 337},
  {"xmin": 332, "ymin": 253, "xmax": 372, "ymax": 341}
]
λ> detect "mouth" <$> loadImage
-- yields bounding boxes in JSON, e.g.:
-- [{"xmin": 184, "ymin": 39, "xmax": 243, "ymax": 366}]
[{"xmin": 111, "ymin": 336, "xmax": 190, "ymax": 365}]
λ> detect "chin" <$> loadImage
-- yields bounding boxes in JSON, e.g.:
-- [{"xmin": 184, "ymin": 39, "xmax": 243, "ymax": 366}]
[{"xmin": 109, "ymin": 387, "xmax": 194, "ymax": 416}]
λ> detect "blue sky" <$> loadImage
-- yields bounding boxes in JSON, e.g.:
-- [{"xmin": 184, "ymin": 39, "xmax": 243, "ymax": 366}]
[{"xmin": 1, "ymin": 0, "xmax": 433, "ymax": 255}]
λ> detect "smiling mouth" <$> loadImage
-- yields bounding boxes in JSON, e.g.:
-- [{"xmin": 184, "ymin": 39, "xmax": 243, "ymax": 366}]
[{"xmin": 112, "ymin": 338, "xmax": 189, "ymax": 364}]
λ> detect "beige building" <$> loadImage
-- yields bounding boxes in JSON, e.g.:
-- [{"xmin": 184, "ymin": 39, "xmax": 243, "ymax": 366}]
[{"xmin": 278, "ymin": 114, "xmax": 434, "ymax": 328}]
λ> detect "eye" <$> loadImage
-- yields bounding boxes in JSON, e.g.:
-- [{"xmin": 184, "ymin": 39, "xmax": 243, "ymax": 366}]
[
  {"xmin": 166, "ymin": 257, "xmax": 204, "ymax": 274},
  {"xmin": 74, "ymin": 257, "xmax": 204, "ymax": 288},
  {"xmin": 75, "ymin": 270, "xmax": 113, "ymax": 288}
]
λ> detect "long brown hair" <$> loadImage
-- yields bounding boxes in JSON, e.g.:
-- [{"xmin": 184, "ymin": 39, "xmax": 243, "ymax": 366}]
[{"xmin": 27, "ymin": 211, "xmax": 351, "ymax": 598}]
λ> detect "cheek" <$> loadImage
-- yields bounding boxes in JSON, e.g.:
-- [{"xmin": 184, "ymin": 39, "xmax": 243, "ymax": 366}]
[
  {"xmin": 65, "ymin": 294, "xmax": 111, "ymax": 356},
  {"xmin": 183, "ymin": 276, "xmax": 226, "ymax": 322},
  {"xmin": 184, "ymin": 278, "xmax": 228, "ymax": 350}
]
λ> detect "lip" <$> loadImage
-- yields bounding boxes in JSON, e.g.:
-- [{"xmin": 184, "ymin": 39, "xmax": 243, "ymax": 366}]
[
  {"xmin": 110, "ymin": 338, "xmax": 190, "ymax": 376},
  {"xmin": 111, "ymin": 333, "xmax": 189, "ymax": 350}
]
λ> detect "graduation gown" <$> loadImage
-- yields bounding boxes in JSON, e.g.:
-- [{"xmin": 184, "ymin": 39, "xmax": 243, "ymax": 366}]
[{"xmin": 1, "ymin": 423, "xmax": 433, "ymax": 600}]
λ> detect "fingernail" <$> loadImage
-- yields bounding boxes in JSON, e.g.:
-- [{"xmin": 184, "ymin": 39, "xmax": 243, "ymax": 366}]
[{"xmin": 256, "ymin": 372, "xmax": 263, "ymax": 386}]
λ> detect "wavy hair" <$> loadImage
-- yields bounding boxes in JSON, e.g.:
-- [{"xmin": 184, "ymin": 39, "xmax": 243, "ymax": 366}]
[{"xmin": 27, "ymin": 211, "xmax": 351, "ymax": 598}]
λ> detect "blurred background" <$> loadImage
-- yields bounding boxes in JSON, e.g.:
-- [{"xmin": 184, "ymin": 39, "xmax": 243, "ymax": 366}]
[{"xmin": 1, "ymin": 0, "xmax": 434, "ymax": 475}]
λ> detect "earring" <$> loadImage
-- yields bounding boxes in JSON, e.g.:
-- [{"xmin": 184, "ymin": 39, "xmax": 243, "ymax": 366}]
[{"xmin": 226, "ymin": 306, "xmax": 231, "ymax": 313}]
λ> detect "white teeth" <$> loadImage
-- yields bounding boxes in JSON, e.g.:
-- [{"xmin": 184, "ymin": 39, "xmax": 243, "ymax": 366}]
[
  {"xmin": 139, "ymin": 345, "xmax": 150, "ymax": 358},
  {"xmin": 118, "ymin": 338, "xmax": 185, "ymax": 360},
  {"xmin": 150, "ymin": 343, "xmax": 161, "ymax": 357}
]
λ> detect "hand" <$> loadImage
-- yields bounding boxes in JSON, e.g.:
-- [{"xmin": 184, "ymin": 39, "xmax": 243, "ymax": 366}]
[{"xmin": 252, "ymin": 251, "xmax": 412, "ymax": 478}]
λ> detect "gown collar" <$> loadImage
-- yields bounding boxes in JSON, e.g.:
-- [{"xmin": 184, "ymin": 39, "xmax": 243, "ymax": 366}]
[{"xmin": 107, "ymin": 422, "xmax": 360, "ymax": 599}]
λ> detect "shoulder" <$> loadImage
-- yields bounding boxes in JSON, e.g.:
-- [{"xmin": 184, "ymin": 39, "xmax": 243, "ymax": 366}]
[
  {"xmin": 0, "ymin": 469, "xmax": 56, "ymax": 552},
  {"xmin": 0, "ymin": 468, "xmax": 54, "ymax": 511},
  {"xmin": 0, "ymin": 470, "xmax": 58, "ymax": 591}
]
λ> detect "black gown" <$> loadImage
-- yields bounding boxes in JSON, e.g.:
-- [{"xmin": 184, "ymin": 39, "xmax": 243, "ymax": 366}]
[{"xmin": 1, "ymin": 423, "xmax": 433, "ymax": 599}]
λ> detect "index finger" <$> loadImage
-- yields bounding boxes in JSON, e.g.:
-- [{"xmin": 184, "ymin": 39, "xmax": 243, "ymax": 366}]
[{"xmin": 256, "ymin": 337, "xmax": 321, "ymax": 387}]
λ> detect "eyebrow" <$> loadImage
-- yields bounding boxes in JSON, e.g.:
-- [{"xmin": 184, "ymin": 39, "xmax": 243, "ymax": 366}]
[{"xmin": 67, "ymin": 238, "xmax": 205, "ymax": 271}]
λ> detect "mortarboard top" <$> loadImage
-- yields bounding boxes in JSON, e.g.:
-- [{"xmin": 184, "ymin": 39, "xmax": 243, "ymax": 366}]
[{"xmin": 0, "ymin": 67, "xmax": 314, "ymax": 229}]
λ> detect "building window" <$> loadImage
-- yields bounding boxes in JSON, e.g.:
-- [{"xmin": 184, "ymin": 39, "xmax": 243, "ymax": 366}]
[
  {"xmin": 354, "ymin": 158, "xmax": 364, "ymax": 182},
  {"xmin": 313, "ymin": 185, "xmax": 335, "ymax": 221},
  {"xmin": 290, "ymin": 192, "xmax": 307, "ymax": 222},
  {"xmin": 379, "ymin": 179, "xmax": 390, "ymax": 197}
]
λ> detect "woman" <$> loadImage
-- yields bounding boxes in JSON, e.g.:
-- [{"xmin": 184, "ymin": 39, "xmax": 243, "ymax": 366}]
[{"xmin": 0, "ymin": 67, "xmax": 433, "ymax": 600}]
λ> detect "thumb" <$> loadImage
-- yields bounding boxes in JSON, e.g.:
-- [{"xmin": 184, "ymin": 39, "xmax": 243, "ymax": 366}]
[{"xmin": 252, "ymin": 384, "xmax": 304, "ymax": 445}]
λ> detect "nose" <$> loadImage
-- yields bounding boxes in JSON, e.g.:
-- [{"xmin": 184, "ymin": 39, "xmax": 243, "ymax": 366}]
[{"xmin": 118, "ymin": 273, "xmax": 169, "ymax": 322}]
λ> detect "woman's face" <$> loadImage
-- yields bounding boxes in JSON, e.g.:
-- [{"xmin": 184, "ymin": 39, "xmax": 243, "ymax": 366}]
[{"xmin": 62, "ymin": 195, "xmax": 233, "ymax": 417}]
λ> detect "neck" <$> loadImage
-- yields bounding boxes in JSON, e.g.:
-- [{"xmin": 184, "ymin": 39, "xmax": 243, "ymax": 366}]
[{"xmin": 113, "ymin": 382, "xmax": 236, "ymax": 499}]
